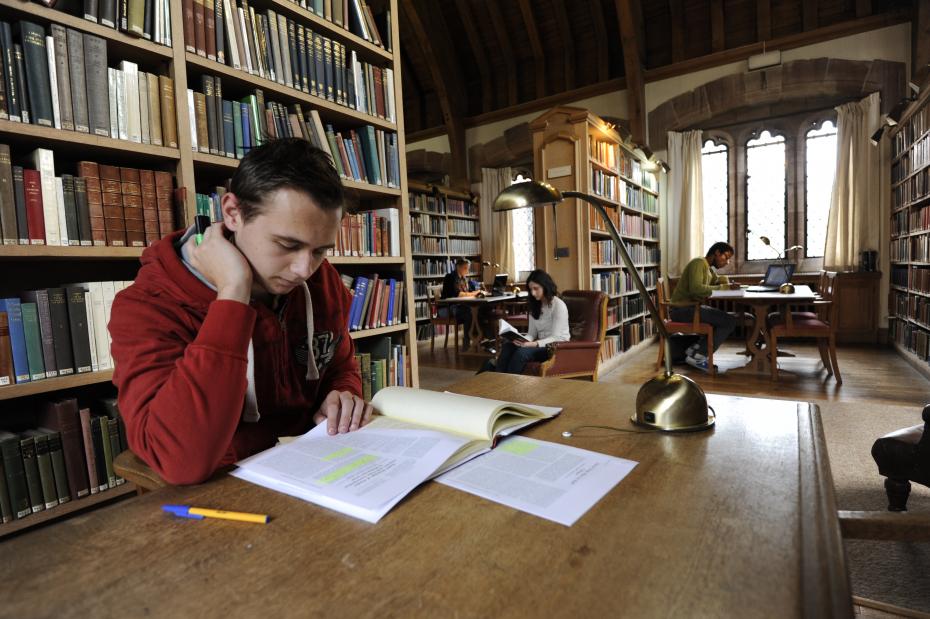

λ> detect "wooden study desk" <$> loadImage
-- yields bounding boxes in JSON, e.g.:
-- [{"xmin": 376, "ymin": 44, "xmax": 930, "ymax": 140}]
[
  {"xmin": 712, "ymin": 285, "xmax": 818, "ymax": 374},
  {"xmin": 0, "ymin": 374, "xmax": 851, "ymax": 618}
]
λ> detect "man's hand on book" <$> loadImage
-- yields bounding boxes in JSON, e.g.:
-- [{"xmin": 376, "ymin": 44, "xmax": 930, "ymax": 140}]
[
  {"xmin": 313, "ymin": 390, "xmax": 373, "ymax": 435},
  {"xmin": 185, "ymin": 222, "xmax": 253, "ymax": 304}
]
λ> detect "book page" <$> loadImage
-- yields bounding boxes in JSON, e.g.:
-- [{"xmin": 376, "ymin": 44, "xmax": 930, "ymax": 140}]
[
  {"xmin": 232, "ymin": 420, "xmax": 470, "ymax": 523},
  {"xmin": 371, "ymin": 387, "xmax": 560, "ymax": 441},
  {"xmin": 436, "ymin": 436, "xmax": 637, "ymax": 526},
  {"xmin": 498, "ymin": 319, "xmax": 527, "ymax": 342}
]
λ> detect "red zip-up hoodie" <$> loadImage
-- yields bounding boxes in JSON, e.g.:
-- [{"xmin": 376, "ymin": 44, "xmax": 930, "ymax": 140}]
[{"xmin": 109, "ymin": 230, "xmax": 361, "ymax": 484}]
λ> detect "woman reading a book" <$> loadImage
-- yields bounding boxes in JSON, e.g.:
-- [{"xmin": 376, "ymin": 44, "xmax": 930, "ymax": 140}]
[{"xmin": 494, "ymin": 270, "xmax": 569, "ymax": 374}]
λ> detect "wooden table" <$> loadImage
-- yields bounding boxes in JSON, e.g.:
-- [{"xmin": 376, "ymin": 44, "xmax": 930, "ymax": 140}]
[
  {"xmin": 713, "ymin": 285, "xmax": 818, "ymax": 373},
  {"xmin": 439, "ymin": 293, "xmax": 518, "ymax": 355},
  {"xmin": 0, "ymin": 374, "xmax": 851, "ymax": 618}
]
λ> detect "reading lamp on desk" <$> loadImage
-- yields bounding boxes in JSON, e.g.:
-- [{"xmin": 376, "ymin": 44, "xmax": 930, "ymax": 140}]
[{"xmin": 492, "ymin": 181, "xmax": 713, "ymax": 432}]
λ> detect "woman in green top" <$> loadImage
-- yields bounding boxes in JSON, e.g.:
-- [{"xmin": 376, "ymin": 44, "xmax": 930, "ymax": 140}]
[{"xmin": 669, "ymin": 242, "xmax": 741, "ymax": 371}]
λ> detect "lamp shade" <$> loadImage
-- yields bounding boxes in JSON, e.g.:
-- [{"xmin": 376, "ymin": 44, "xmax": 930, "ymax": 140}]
[{"xmin": 492, "ymin": 182, "xmax": 563, "ymax": 211}]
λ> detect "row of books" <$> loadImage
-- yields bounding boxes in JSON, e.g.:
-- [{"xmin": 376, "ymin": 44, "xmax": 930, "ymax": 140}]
[
  {"xmin": 590, "ymin": 137, "xmax": 619, "ymax": 170},
  {"xmin": 907, "ymin": 296, "xmax": 930, "ymax": 326},
  {"xmin": 892, "ymin": 237, "xmax": 908, "ymax": 262},
  {"xmin": 621, "ymin": 295, "xmax": 645, "ymax": 320},
  {"xmin": 410, "ymin": 235, "xmax": 445, "ymax": 255},
  {"xmin": 410, "ymin": 212, "xmax": 445, "ymax": 235},
  {"xmin": 446, "ymin": 198, "xmax": 477, "ymax": 218},
  {"xmin": 891, "ymin": 266, "xmax": 908, "ymax": 288},
  {"xmin": 184, "ymin": 0, "xmax": 394, "ymax": 121},
  {"xmin": 909, "ymin": 205, "xmax": 930, "ymax": 234},
  {"xmin": 893, "ymin": 104, "xmax": 929, "ymax": 158},
  {"xmin": 0, "ymin": 281, "xmax": 130, "ymax": 386},
  {"xmin": 0, "ymin": 21, "xmax": 178, "ymax": 147},
  {"xmin": 408, "ymin": 192, "xmax": 443, "ymax": 214},
  {"xmin": 353, "ymin": 341, "xmax": 409, "ymax": 406},
  {"xmin": 412, "ymin": 257, "xmax": 453, "ymax": 277},
  {"xmin": 912, "ymin": 235, "xmax": 930, "ymax": 263},
  {"xmin": 0, "ymin": 398, "xmax": 127, "ymax": 523},
  {"xmin": 893, "ymin": 291, "xmax": 907, "ymax": 318},
  {"xmin": 892, "ymin": 136, "xmax": 929, "ymax": 182},
  {"xmin": 892, "ymin": 168, "xmax": 929, "ymax": 209},
  {"xmin": 79, "ymin": 0, "xmax": 173, "ymax": 45},
  {"xmin": 341, "ymin": 273, "xmax": 405, "ymax": 332},
  {"xmin": 600, "ymin": 334, "xmax": 621, "ymax": 361},
  {"xmin": 894, "ymin": 210, "xmax": 908, "ymax": 237},
  {"xmin": 911, "ymin": 265, "xmax": 930, "ymax": 293},
  {"xmin": 447, "ymin": 218, "xmax": 478, "ymax": 235},
  {"xmin": 448, "ymin": 238, "xmax": 480, "ymax": 256},
  {"xmin": 330, "ymin": 209, "xmax": 399, "ymax": 257},
  {"xmin": 591, "ymin": 169, "xmax": 617, "ymax": 202},
  {"xmin": 0, "ymin": 151, "xmax": 175, "ymax": 247},
  {"xmin": 605, "ymin": 303, "xmax": 619, "ymax": 327},
  {"xmin": 413, "ymin": 299, "xmax": 429, "ymax": 321}
]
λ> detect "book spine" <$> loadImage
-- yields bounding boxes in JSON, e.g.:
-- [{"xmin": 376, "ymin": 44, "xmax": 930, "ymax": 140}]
[
  {"xmin": 147, "ymin": 72, "xmax": 162, "ymax": 145},
  {"xmin": 0, "ymin": 436, "xmax": 31, "ymax": 518},
  {"xmin": 79, "ymin": 408, "xmax": 99, "ymax": 495},
  {"xmin": 144, "ymin": 0, "xmax": 155, "ymax": 40},
  {"xmin": 159, "ymin": 75, "xmax": 177, "ymax": 148},
  {"xmin": 46, "ymin": 287, "xmax": 74, "ymax": 375},
  {"xmin": 0, "ymin": 312, "xmax": 12, "ymax": 385},
  {"xmin": 138, "ymin": 72, "xmax": 150, "ymax": 144},
  {"xmin": 99, "ymin": 0, "xmax": 117, "ymax": 27},
  {"xmin": 107, "ymin": 418, "xmax": 124, "ymax": 483},
  {"xmin": 0, "ymin": 23, "xmax": 20, "ymax": 122},
  {"xmin": 83, "ymin": 289, "xmax": 99, "ymax": 371},
  {"xmin": 214, "ymin": 77, "xmax": 224, "ymax": 156},
  {"xmin": 193, "ymin": 0, "xmax": 205, "ymax": 56},
  {"xmin": 182, "ymin": 0, "xmax": 195, "ymax": 52},
  {"xmin": 128, "ymin": 0, "xmax": 145, "ymax": 37},
  {"xmin": 204, "ymin": 0, "xmax": 216, "ymax": 61},
  {"xmin": 91, "ymin": 416, "xmax": 108, "ymax": 490},
  {"xmin": 22, "ymin": 289, "xmax": 57, "ymax": 377},
  {"xmin": 73, "ymin": 177, "xmax": 92, "ymax": 245},
  {"xmin": 83, "ymin": 33, "xmax": 109, "ymax": 137},
  {"xmin": 54, "ymin": 178, "xmax": 68, "ymax": 246},
  {"xmin": 45, "ymin": 36, "xmax": 61, "ymax": 129},
  {"xmin": 13, "ymin": 44, "xmax": 30, "ymax": 124},
  {"xmin": 215, "ymin": 0, "xmax": 224, "ymax": 64},
  {"xmin": 46, "ymin": 432, "xmax": 71, "ymax": 504},
  {"xmin": 0, "ymin": 143, "xmax": 17, "ymax": 244},
  {"xmin": 201, "ymin": 75, "xmax": 217, "ymax": 155},
  {"xmin": 194, "ymin": 91, "xmax": 209, "ymax": 153},
  {"xmin": 18, "ymin": 21, "xmax": 54, "ymax": 127},
  {"xmin": 65, "ymin": 287, "xmax": 93, "ymax": 373},
  {"xmin": 50, "ymin": 25, "xmax": 73, "ymax": 131},
  {"xmin": 22, "ymin": 168, "xmax": 44, "ymax": 244},
  {"xmin": 32, "ymin": 434, "xmax": 59, "ymax": 509},
  {"xmin": 61, "ymin": 174, "xmax": 80, "ymax": 245},
  {"xmin": 0, "ymin": 299, "xmax": 30, "ymax": 383},
  {"xmin": 12, "ymin": 165, "xmax": 27, "ymax": 244},
  {"xmin": 0, "ymin": 454, "xmax": 11, "ymax": 522},
  {"xmin": 154, "ymin": 170, "xmax": 174, "ymax": 237},
  {"xmin": 222, "ymin": 99, "xmax": 234, "ymax": 158},
  {"xmin": 84, "ymin": 0, "xmax": 99, "ymax": 22},
  {"xmin": 88, "ymin": 282, "xmax": 111, "ymax": 370},
  {"xmin": 19, "ymin": 302, "xmax": 46, "ymax": 381},
  {"xmin": 20, "ymin": 437, "xmax": 44, "ymax": 512}
]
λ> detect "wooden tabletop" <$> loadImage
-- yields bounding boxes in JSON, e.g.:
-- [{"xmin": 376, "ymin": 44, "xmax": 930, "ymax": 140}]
[
  {"xmin": 0, "ymin": 374, "xmax": 851, "ymax": 618},
  {"xmin": 712, "ymin": 284, "xmax": 816, "ymax": 303}
]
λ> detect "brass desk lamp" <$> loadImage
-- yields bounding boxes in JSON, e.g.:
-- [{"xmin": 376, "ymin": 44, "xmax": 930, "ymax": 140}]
[{"xmin": 493, "ymin": 181, "xmax": 713, "ymax": 432}]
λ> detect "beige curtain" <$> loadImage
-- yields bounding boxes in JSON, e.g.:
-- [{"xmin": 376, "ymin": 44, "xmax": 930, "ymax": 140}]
[
  {"xmin": 479, "ymin": 167, "xmax": 514, "ymax": 281},
  {"xmin": 666, "ymin": 131, "xmax": 705, "ymax": 276},
  {"xmin": 824, "ymin": 92, "xmax": 882, "ymax": 271}
]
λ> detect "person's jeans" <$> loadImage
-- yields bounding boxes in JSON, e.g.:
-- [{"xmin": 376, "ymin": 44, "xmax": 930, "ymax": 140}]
[
  {"xmin": 668, "ymin": 305, "xmax": 737, "ymax": 356},
  {"xmin": 494, "ymin": 342, "xmax": 550, "ymax": 374}
]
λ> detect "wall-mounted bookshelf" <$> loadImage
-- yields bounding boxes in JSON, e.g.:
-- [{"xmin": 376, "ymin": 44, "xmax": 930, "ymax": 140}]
[
  {"xmin": 530, "ymin": 106, "xmax": 661, "ymax": 376},
  {"xmin": 407, "ymin": 180, "xmax": 480, "ymax": 340},
  {"xmin": 0, "ymin": 0, "xmax": 412, "ymax": 536},
  {"xmin": 888, "ymin": 87, "xmax": 930, "ymax": 378}
]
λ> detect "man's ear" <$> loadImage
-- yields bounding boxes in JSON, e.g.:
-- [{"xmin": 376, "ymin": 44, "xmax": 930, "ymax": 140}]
[{"xmin": 221, "ymin": 192, "xmax": 244, "ymax": 231}]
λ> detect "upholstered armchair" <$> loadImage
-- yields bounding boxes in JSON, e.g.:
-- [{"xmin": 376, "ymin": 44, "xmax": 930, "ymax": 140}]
[
  {"xmin": 871, "ymin": 404, "xmax": 930, "ymax": 511},
  {"xmin": 522, "ymin": 290, "xmax": 608, "ymax": 381}
]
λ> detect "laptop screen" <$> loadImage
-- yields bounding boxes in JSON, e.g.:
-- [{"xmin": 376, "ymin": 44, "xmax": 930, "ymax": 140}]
[
  {"xmin": 492, "ymin": 274, "xmax": 509, "ymax": 288},
  {"xmin": 763, "ymin": 264, "xmax": 796, "ymax": 286}
]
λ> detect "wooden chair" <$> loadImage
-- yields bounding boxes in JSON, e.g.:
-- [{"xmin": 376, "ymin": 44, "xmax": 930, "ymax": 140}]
[
  {"xmin": 521, "ymin": 290, "xmax": 608, "ymax": 381},
  {"xmin": 113, "ymin": 449, "xmax": 167, "ymax": 495},
  {"xmin": 428, "ymin": 284, "xmax": 459, "ymax": 352},
  {"xmin": 655, "ymin": 277, "xmax": 716, "ymax": 376},
  {"xmin": 767, "ymin": 271, "xmax": 841, "ymax": 383}
]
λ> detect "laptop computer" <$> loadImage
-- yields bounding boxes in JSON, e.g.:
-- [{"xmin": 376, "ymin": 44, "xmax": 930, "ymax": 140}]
[
  {"xmin": 746, "ymin": 264, "xmax": 796, "ymax": 292},
  {"xmin": 491, "ymin": 273, "xmax": 509, "ymax": 296}
]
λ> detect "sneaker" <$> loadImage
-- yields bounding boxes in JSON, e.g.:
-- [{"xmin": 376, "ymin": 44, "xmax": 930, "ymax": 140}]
[{"xmin": 685, "ymin": 355, "xmax": 716, "ymax": 373}]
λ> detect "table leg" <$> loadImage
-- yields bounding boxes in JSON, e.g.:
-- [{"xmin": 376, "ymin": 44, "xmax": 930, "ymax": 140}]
[{"xmin": 469, "ymin": 305, "xmax": 481, "ymax": 353}]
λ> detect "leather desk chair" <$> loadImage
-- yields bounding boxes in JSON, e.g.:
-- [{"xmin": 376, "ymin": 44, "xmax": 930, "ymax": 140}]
[
  {"xmin": 871, "ymin": 404, "xmax": 930, "ymax": 511},
  {"xmin": 522, "ymin": 290, "xmax": 607, "ymax": 381}
]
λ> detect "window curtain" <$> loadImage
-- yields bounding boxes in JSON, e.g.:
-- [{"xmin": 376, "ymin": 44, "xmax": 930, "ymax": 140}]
[
  {"xmin": 824, "ymin": 92, "xmax": 882, "ymax": 271},
  {"xmin": 480, "ymin": 167, "xmax": 515, "ymax": 281},
  {"xmin": 666, "ymin": 131, "xmax": 705, "ymax": 276}
]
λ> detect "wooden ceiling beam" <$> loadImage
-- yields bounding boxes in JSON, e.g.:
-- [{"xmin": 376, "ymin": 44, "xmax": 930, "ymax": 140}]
[
  {"xmin": 589, "ymin": 0, "xmax": 609, "ymax": 82},
  {"xmin": 710, "ymin": 0, "xmax": 725, "ymax": 52},
  {"xmin": 757, "ymin": 0, "xmax": 771, "ymax": 41},
  {"xmin": 517, "ymin": 0, "xmax": 546, "ymax": 98},
  {"xmin": 803, "ymin": 0, "xmax": 818, "ymax": 31},
  {"xmin": 486, "ymin": 0, "xmax": 518, "ymax": 106},
  {"xmin": 616, "ymin": 0, "xmax": 646, "ymax": 145},
  {"xmin": 669, "ymin": 0, "xmax": 685, "ymax": 63},
  {"xmin": 454, "ymin": 0, "xmax": 494, "ymax": 114},
  {"xmin": 551, "ymin": 0, "xmax": 577, "ymax": 91},
  {"xmin": 400, "ymin": 49, "xmax": 425, "ymax": 132},
  {"xmin": 400, "ymin": 0, "xmax": 467, "ymax": 185}
]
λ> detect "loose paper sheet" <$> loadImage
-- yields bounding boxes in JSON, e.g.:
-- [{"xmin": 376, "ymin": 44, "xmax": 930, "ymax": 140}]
[{"xmin": 436, "ymin": 436, "xmax": 637, "ymax": 526}]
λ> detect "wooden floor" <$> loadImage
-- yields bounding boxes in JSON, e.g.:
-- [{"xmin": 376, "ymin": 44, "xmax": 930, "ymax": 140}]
[{"xmin": 417, "ymin": 336, "xmax": 930, "ymax": 409}]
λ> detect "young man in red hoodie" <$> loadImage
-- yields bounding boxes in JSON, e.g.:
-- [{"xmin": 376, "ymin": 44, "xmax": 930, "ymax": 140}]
[{"xmin": 109, "ymin": 139, "xmax": 370, "ymax": 485}]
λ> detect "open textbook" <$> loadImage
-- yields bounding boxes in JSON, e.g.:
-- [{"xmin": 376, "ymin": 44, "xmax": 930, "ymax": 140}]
[
  {"xmin": 498, "ymin": 318, "xmax": 529, "ymax": 343},
  {"xmin": 232, "ymin": 387, "xmax": 561, "ymax": 523}
]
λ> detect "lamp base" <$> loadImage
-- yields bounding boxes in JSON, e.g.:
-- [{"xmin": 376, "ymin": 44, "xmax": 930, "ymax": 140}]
[{"xmin": 631, "ymin": 372, "xmax": 715, "ymax": 432}]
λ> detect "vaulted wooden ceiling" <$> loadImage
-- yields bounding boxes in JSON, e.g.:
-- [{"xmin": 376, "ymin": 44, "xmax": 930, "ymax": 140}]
[{"xmin": 399, "ymin": 0, "xmax": 916, "ymax": 140}]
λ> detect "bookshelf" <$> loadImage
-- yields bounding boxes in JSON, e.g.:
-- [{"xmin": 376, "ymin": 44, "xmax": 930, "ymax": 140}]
[
  {"xmin": 888, "ymin": 87, "xmax": 930, "ymax": 377},
  {"xmin": 530, "ymin": 106, "xmax": 661, "ymax": 375},
  {"xmin": 0, "ymin": 0, "xmax": 414, "ymax": 535},
  {"xmin": 407, "ymin": 180, "xmax": 481, "ymax": 340}
]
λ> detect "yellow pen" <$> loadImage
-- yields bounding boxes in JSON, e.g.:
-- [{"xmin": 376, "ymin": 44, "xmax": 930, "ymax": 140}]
[{"xmin": 163, "ymin": 504, "xmax": 269, "ymax": 524}]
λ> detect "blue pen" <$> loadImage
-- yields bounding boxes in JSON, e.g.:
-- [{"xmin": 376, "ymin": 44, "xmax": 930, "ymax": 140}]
[{"xmin": 162, "ymin": 504, "xmax": 269, "ymax": 524}]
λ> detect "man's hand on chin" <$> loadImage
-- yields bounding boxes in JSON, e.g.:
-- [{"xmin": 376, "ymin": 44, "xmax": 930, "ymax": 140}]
[{"xmin": 313, "ymin": 390, "xmax": 373, "ymax": 435}]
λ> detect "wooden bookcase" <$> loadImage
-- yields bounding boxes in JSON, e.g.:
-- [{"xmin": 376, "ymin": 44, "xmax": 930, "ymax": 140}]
[
  {"xmin": 530, "ymin": 106, "xmax": 661, "ymax": 375},
  {"xmin": 0, "ymin": 0, "xmax": 414, "ymax": 536},
  {"xmin": 888, "ymin": 87, "xmax": 930, "ymax": 377},
  {"xmin": 407, "ymin": 180, "xmax": 481, "ymax": 340}
]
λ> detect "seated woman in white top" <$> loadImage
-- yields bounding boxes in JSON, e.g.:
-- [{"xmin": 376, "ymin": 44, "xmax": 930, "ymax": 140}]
[{"xmin": 495, "ymin": 269, "xmax": 570, "ymax": 374}]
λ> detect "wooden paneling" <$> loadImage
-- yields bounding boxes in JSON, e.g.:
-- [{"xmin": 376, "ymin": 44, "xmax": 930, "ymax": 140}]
[{"xmin": 834, "ymin": 271, "xmax": 880, "ymax": 344}]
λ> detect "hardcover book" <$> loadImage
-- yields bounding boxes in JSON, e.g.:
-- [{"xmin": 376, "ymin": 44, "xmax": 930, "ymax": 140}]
[{"xmin": 38, "ymin": 398, "xmax": 90, "ymax": 500}]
